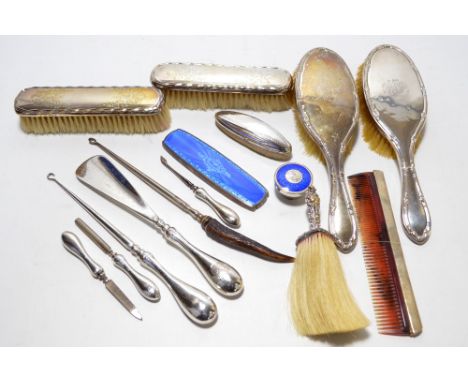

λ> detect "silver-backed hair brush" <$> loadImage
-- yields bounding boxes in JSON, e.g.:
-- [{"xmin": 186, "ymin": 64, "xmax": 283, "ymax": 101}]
[
  {"xmin": 294, "ymin": 48, "xmax": 358, "ymax": 253},
  {"xmin": 358, "ymin": 45, "xmax": 431, "ymax": 244}
]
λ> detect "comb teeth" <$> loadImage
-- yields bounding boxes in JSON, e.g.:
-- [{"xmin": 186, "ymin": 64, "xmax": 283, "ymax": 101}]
[{"xmin": 349, "ymin": 171, "xmax": 422, "ymax": 337}]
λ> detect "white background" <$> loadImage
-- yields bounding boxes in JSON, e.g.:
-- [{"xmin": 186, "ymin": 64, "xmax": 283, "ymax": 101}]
[{"xmin": 0, "ymin": 35, "xmax": 466, "ymax": 346}]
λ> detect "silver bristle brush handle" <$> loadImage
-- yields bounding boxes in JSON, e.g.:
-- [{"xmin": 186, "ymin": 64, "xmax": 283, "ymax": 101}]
[
  {"xmin": 398, "ymin": 147, "xmax": 431, "ymax": 244},
  {"xmin": 150, "ymin": 216, "xmax": 243, "ymax": 297},
  {"xmin": 75, "ymin": 218, "xmax": 161, "ymax": 302},
  {"xmin": 130, "ymin": 244, "xmax": 217, "ymax": 326},
  {"xmin": 326, "ymin": 156, "xmax": 357, "ymax": 253}
]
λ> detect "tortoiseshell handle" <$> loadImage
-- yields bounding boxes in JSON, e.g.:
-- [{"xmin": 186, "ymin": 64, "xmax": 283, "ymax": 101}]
[{"xmin": 201, "ymin": 216, "xmax": 294, "ymax": 263}]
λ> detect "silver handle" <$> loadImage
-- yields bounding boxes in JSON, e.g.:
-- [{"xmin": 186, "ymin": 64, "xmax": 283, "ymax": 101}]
[
  {"xmin": 326, "ymin": 156, "xmax": 357, "ymax": 253},
  {"xmin": 194, "ymin": 188, "xmax": 241, "ymax": 228},
  {"xmin": 75, "ymin": 217, "xmax": 160, "ymax": 302},
  {"xmin": 112, "ymin": 254, "xmax": 160, "ymax": 302},
  {"xmin": 398, "ymin": 149, "xmax": 431, "ymax": 244},
  {"xmin": 152, "ymin": 218, "xmax": 243, "ymax": 297},
  {"xmin": 62, "ymin": 232, "xmax": 105, "ymax": 280},
  {"xmin": 131, "ymin": 245, "xmax": 217, "ymax": 326},
  {"xmin": 167, "ymin": 227, "xmax": 243, "ymax": 297}
]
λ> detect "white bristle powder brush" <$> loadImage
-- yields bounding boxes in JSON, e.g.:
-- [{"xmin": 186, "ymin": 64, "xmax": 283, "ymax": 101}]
[{"xmin": 289, "ymin": 186, "xmax": 369, "ymax": 336}]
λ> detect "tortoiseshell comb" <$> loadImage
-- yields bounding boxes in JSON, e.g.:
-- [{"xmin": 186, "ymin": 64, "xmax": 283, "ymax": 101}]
[{"xmin": 348, "ymin": 170, "xmax": 422, "ymax": 336}]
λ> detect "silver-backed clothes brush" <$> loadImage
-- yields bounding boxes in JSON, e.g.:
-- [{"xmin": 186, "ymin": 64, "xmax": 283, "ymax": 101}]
[
  {"xmin": 75, "ymin": 218, "xmax": 160, "ymax": 302},
  {"xmin": 160, "ymin": 156, "xmax": 240, "ymax": 228},
  {"xmin": 74, "ymin": 156, "xmax": 244, "ymax": 298},
  {"xmin": 61, "ymin": 231, "xmax": 142, "ymax": 320},
  {"xmin": 87, "ymin": 138, "xmax": 293, "ymax": 263},
  {"xmin": 48, "ymin": 174, "xmax": 217, "ymax": 326}
]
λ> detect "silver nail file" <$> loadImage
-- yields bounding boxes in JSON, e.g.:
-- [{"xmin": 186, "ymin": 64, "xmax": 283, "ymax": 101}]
[
  {"xmin": 61, "ymin": 231, "xmax": 142, "ymax": 321},
  {"xmin": 75, "ymin": 218, "xmax": 160, "ymax": 302}
]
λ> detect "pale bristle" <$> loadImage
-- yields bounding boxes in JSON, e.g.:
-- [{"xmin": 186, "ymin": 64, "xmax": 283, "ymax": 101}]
[
  {"xmin": 293, "ymin": 108, "xmax": 358, "ymax": 165},
  {"xmin": 356, "ymin": 64, "xmax": 424, "ymax": 159},
  {"xmin": 20, "ymin": 106, "xmax": 171, "ymax": 134},
  {"xmin": 356, "ymin": 64, "xmax": 395, "ymax": 159},
  {"xmin": 288, "ymin": 231, "xmax": 369, "ymax": 336},
  {"xmin": 164, "ymin": 89, "xmax": 292, "ymax": 112}
]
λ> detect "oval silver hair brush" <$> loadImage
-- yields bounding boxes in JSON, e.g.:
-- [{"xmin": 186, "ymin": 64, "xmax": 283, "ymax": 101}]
[
  {"xmin": 359, "ymin": 45, "xmax": 431, "ymax": 244},
  {"xmin": 294, "ymin": 48, "xmax": 358, "ymax": 252}
]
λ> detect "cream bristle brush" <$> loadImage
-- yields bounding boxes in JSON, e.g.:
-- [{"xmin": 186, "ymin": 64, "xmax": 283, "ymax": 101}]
[
  {"xmin": 151, "ymin": 63, "xmax": 293, "ymax": 111},
  {"xmin": 357, "ymin": 44, "xmax": 431, "ymax": 245},
  {"xmin": 289, "ymin": 186, "xmax": 369, "ymax": 336},
  {"xmin": 15, "ymin": 86, "xmax": 171, "ymax": 134}
]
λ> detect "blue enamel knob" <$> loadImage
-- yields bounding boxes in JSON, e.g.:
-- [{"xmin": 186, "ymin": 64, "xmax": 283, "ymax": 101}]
[{"xmin": 274, "ymin": 163, "xmax": 312, "ymax": 199}]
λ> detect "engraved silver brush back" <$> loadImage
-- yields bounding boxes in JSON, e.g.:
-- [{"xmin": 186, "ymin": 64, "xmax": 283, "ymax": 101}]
[
  {"xmin": 151, "ymin": 63, "xmax": 292, "ymax": 94},
  {"xmin": 362, "ymin": 44, "xmax": 431, "ymax": 244},
  {"xmin": 15, "ymin": 87, "xmax": 165, "ymax": 116},
  {"xmin": 294, "ymin": 47, "xmax": 358, "ymax": 252}
]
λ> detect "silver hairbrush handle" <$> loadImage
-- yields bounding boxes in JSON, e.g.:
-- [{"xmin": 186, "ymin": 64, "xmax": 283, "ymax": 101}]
[
  {"xmin": 194, "ymin": 187, "xmax": 240, "ymax": 228},
  {"xmin": 151, "ymin": 217, "xmax": 243, "ymax": 298},
  {"xmin": 62, "ymin": 232, "xmax": 105, "ymax": 280},
  {"xmin": 398, "ymin": 149, "xmax": 431, "ymax": 244},
  {"xmin": 131, "ymin": 245, "xmax": 217, "ymax": 326},
  {"xmin": 327, "ymin": 158, "xmax": 357, "ymax": 253}
]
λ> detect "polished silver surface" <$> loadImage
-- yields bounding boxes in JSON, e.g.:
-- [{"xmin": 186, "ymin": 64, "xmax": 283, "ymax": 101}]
[
  {"xmin": 363, "ymin": 45, "xmax": 431, "ymax": 244},
  {"xmin": 130, "ymin": 244, "xmax": 217, "ymax": 325},
  {"xmin": 62, "ymin": 231, "xmax": 104, "ymax": 279},
  {"xmin": 295, "ymin": 48, "xmax": 358, "ymax": 252},
  {"xmin": 76, "ymin": 156, "xmax": 244, "ymax": 298},
  {"xmin": 15, "ymin": 87, "xmax": 165, "ymax": 116},
  {"xmin": 160, "ymin": 156, "xmax": 241, "ymax": 228},
  {"xmin": 215, "ymin": 111, "xmax": 292, "ymax": 160},
  {"xmin": 61, "ymin": 231, "xmax": 142, "ymax": 320},
  {"xmin": 49, "ymin": 174, "xmax": 218, "ymax": 325},
  {"xmin": 88, "ymin": 138, "xmax": 205, "ymax": 223},
  {"xmin": 274, "ymin": 163, "xmax": 312, "ymax": 199},
  {"xmin": 75, "ymin": 218, "xmax": 160, "ymax": 302},
  {"xmin": 151, "ymin": 63, "xmax": 292, "ymax": 94}
]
